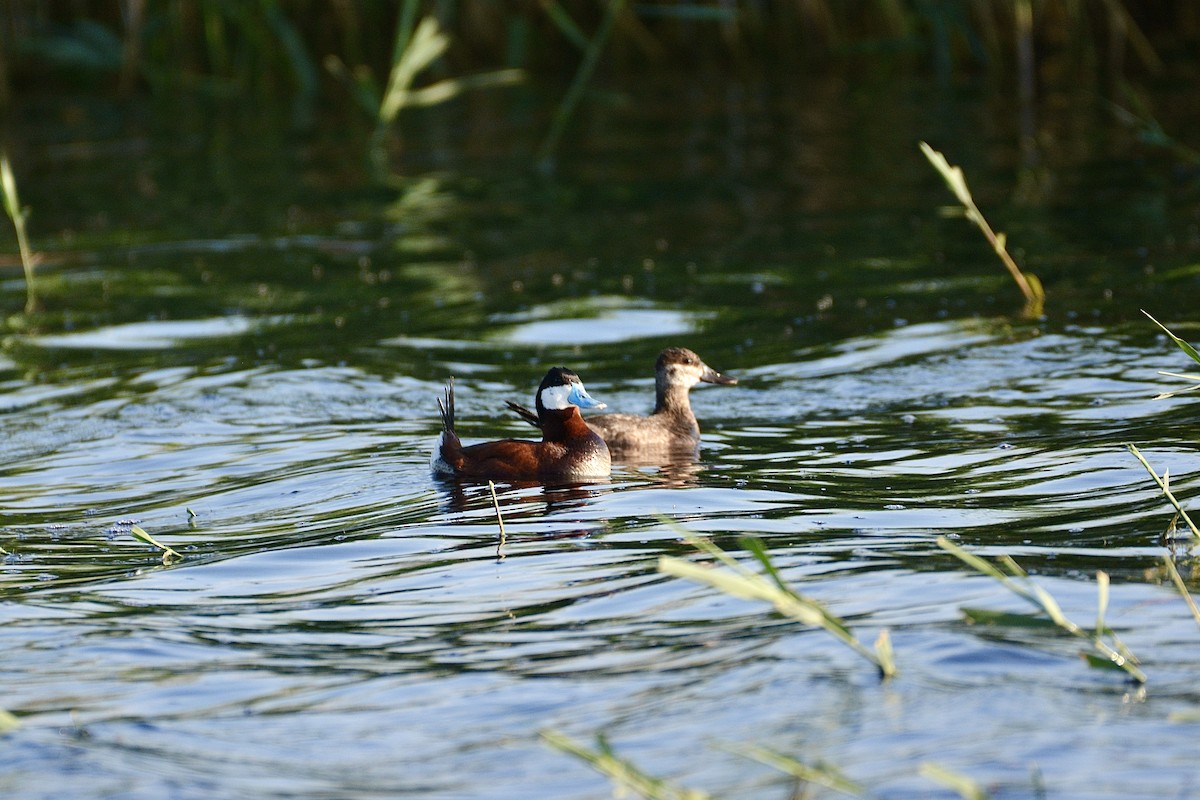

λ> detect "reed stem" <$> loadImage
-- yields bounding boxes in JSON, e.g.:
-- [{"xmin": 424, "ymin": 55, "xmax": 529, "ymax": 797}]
[
  {"xmin": 919, "ymin": 141, "xmax": 1044, "ymax": 318},
  {"xmin": 1, "ymin": 153, "xmax": 37, "ymax": 314},
  {"xmin": 489, "ymin": 480, "xmax": 507, "ymax": 559},
  {"xmin": 1128, "ymin": 444, "xmax": 1200, "ymax": 538}
]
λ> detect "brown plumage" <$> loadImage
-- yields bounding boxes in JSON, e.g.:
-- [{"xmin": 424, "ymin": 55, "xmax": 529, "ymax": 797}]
[
  {"xmin": 506, "ymin": 347, "xmax": 737, "ymax": 455},
  {"xmin": 432, "ymin": 368, "xmax": 610, "ymax": 482}
]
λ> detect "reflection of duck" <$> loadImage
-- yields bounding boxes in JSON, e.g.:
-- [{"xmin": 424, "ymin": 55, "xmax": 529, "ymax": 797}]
[
  {"xmin": 436, "ymin": 478, "xmax": 606, "ymax": 521},
  {"xmin": 432, "ymin": 368, "xmax": 610, "ymax": 482},
  {"xmin": 614, "ymin": 457, "xmax": 705, "ymax": 488},
  {"xmin": 507, "ymin": 347, "xmax": 737, "ymax": 456}
]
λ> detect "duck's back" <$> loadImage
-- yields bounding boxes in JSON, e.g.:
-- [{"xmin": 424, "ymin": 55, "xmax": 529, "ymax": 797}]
[{"xmin": 587, "ymin": 409, "xmax": 700, "ymax": 452}]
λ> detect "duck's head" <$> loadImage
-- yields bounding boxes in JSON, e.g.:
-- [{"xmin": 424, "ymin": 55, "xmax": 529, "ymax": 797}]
[
  {"xmin": 656, "ymin": 347, "xmax": 738, "ymax": 388},
  {"xmin": 535, "ymin": 367, "xmax": 606, "ymax": 416}
]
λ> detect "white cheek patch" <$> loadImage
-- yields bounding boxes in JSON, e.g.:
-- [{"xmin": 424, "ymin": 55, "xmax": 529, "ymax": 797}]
[
  {"xmin": 540, "ymin": 383, "xmax": 574, "ymax": 410},
  {"xmin": 666, "ymin": 364, "xmax": 700, "ymax": 385}
]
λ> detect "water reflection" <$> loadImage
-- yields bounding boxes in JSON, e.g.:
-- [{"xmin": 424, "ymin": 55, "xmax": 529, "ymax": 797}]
[{"xmin": 433, "ymin": 476, "xmax": 610, "ymax": 521}]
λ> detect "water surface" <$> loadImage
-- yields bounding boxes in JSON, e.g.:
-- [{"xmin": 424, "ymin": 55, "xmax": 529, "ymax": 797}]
[{"xmin": 3, "ymin": 73, "xmax": 1200, "ymax": 798}]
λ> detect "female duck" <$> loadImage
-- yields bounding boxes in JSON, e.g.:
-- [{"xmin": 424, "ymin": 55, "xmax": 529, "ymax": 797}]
[
  {"xmin": 507, "ymin": 347, "xmax": 737, "ymax": 454},
  {"xmin": 432, "ymin": 367, "xmax": 611, "ymax": 481}
]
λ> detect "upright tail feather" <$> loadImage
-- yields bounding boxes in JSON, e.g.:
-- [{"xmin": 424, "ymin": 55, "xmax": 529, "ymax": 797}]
[
  {"xmin": 438, "ymin": 377, "xmax": 456, "ymax": 434},
  {"xmin": 431, "ymin": 377, "xmax": 462, "ymax": 474}
]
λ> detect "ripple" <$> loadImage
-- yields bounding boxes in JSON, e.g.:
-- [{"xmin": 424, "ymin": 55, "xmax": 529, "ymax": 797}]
[{"xmin": 29, "ymin": 315, "xmax": 292, "ymax": 350}]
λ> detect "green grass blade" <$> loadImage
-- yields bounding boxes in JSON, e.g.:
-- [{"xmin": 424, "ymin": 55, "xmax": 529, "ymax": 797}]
[
  {"xmin": 740, "ymin": 535, "xmax": 794, "ymax": 595},
  {"xmin": 378, "ymin": 15, "xmax": 449, "ymax": 126},
  {"xmin": 264, "ymin": 3, "xmax": 318, "ymax": 102},
  {"xmin": 1162, "ymin": 554, "xmax": 1200, "ymax": 629},
  {"xmin": 996, "ymin": 553, "xmax": 1028, "ymax": 578},
  {"xmin": 658, "ymin": 530, "xmax": 896, "ymax": 677},
  {"xmin": 961, "ymin": 607, "xmax": 1062, "ymax": 630},
  {"xmin": 130, "ymin": 524, "xmax": 181, "ymax": 563},
  {"xmin": 1082, "ymin": 651, "xmax": 1145, "ymax": 681},
  {"xmin": 658, "ymin": 556, "xmax": 819, "ymax": 620},
  {"xmin": 537, "ymin": 0, "xmax": 626, "ymax": 169},
  {"xmin": 940, "ymin": 537, "xmax": 1145, "ymax": 682},
  {"xmin": 938, "ymin": 537, "xmax": 1011, "ymax": 582},
  {"xmin": 1095, "ymin": 571, "xmax": 1110, "ymax": 635},
  {"xmin": 404, "ymin": 69, "xmax": 524, "ymax": 107},
  {"xmin": 1144, "ymin": 310, "xmax": 1200, "ymax": 367},
  {"xmin": 654, "ymin": 516, "xmax": 753, "ymax": 576},
  {"xmin": 1, "ymin": 152, "xmax": 38, "ymax": 314},
  {"xmin": 1028, "ymin": 584, "xmax": 1073, "ymax": 631},
  {"xmin": 538, "ymin": 1, "xmax": 590, "ymax": 50},
  {"xmin": 0, "ymin": 709, "xmax": 19, "ymax": 733},
  {"xmin": 727, "ymin": 743, "xmax": 864, "ymax": 797},
  {"xmin": 541, "ymin": 730, "xmax": 712, "ymax": 800},
  {"xmin": 1127, "ymin": 444, "xmax": 1200, "ymax": 538},
  {"xmin": 0, "ymin": 154, "xmax": 20, "ymax": 221},
  {"xmin": 919, "ymin": 141, "xmax": 1042, "ymax": 316},
  {"xmin": 873, "ymin": 628, "xmax": 897, "ymax": 678},
  {"xmin": 919, "ymin": 762, "xmax": 991, "ymax": 800}
]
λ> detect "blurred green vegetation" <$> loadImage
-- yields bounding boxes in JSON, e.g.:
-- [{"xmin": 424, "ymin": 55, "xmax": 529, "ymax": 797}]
[{"xmin": 1, "ymin": 0, "xmax": 1195, "ymax": 110}]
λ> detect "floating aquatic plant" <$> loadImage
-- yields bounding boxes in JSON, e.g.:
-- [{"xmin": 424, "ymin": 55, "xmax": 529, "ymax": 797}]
[
  {"xmin": 937, "ymin": 536, "xmax": 1145, "ymax": 683},
  {"xmin": 130, "ymin": 524, "xmax": 181, "ymax": 565},
  {"xmin": 919, "ymin": 141, "xmax": 1044, "ymax": 318},
  {"xmin": 658, "ymin": 524, "xmax": 897, "ymax": 678}
]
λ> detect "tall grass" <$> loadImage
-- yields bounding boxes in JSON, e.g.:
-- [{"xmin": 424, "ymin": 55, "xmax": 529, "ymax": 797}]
[
  {"xmin": 1, "ymin": 2, "xmax": 1181, "ymax": 102},
  {"xmin": 488, "ymin": 480, "xmax": 507, "ymax": 559},
  {"xmin": 937, "ymin": 536, "xmax": 1145, "ymax": 683},
  {"xmin": 1143, "ymin": 311, "xmax": 1200, "ymax": 399},
  {"xmin": 536, "ymin": 0, "xmax": 625, "ymax": 170},
  {"xmin": 1129, "ymin": 312, "xmax": 1200, "ymax": 539},
  {"xmin": 657, "ymin": 526, "xmax": 897, "ymax": 678},
  {"xmin": 543, "ymin": 730, "xmax": 869, "ymax": 799},
  {"xmin": 1161, "ymin": 554, "xmax": 1200, "ymax": 630},
  {"xmin": 323, "ymin": 6, "xmax": 522, "ymax": 177},
  {"xmin": 0, "ymin": 152, "xmax": 38, "ymax": 315},
  {"xmin": 919, "ymin": 142, "xmax": 1045, "ymax": 318},
  {"xmin": 1128, "ymin": 444, "xmax": 1200, "ymax": 539}
]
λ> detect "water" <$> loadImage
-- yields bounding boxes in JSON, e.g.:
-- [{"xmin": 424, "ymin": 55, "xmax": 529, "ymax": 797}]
[{"xmin": 3, "ymin": 72, "xmax": 1200, "ymax": 798}]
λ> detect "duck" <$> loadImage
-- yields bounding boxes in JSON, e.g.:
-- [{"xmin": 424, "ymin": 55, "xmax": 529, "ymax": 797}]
[
  {"xmin": 431, "ymin": 367, "xmax": 611, "ymax": 482},
  {"xmin": 506, "ymin": 347, "xmax": 737, "ymax": 455}
]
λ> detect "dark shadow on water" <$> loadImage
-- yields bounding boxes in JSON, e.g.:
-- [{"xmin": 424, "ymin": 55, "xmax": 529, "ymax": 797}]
[{"xmin": 432, "ymin": 473, "xmax": 609, "ymax": 519}]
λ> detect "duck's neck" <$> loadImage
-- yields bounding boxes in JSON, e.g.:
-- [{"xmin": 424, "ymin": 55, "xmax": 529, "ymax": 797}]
[
  {"xmin": 654, "ymin": 379, "xmax": 692, "ymax": 417},
  {"xmin": 541, "ymin": 407, "xmax": 596, "ymax": 441}
]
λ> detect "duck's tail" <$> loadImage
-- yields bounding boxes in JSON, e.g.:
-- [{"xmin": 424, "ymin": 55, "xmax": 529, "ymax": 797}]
[
  {"xmin": 438, "ymin": 377, "xmax": 456, "ymax": 434},
  {"xmin": 504, "ymin": 399, "xmax": 542, "ymax": 429},
  {"xmin": 431, "ymin": 377, "xmax": 463, "ymax": 474}
]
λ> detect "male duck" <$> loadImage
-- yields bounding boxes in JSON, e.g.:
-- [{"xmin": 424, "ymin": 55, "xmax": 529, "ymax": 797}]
[
  {"xmin": 432, "ymin": 367, "xmax": 611, "ymax": 481},
  {"xmin": 507, "ymin": 347, "xmax": 737, "ymax": 454}
]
